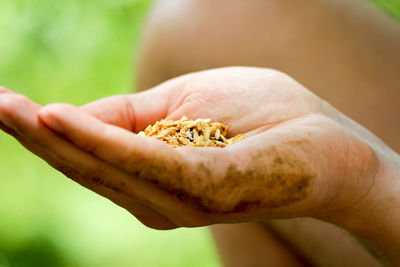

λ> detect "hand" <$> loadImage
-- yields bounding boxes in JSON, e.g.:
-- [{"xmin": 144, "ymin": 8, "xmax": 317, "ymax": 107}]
[{"xmin": 0, "ymin": 67, "xmax": 398, "ymax": 235}]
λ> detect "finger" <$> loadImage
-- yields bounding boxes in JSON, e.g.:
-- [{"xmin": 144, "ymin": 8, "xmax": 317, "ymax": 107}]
[
  {"xmin": 0, "ymin": 93, "xmax": 184, "ymax": 227},
  {"xmin": 10, "ymin": 132, "xmax": 176, "ymax": 229},
  {"xmin": 80, "ymin": 95, "xmax": 136, "ymax": 131},
  {"xmin": 80, "ymin": 84, "xmax": 177, "ymax": 133},
  {"xmin": 0, "ymin": 121, "xmax": 18, "ymax": 137},
  {"xmin": 0, "ymin": 87, "xmax": 24, "ymax": 137},
  {"xmin": 0, "ymin": 86, "xmax": 14, "ymax": 95},
  {"xmin": 39, "ymin": 104, "xmax": 216, "ymax": 226},
  {"xmin": 0, "ymin": 86, "xmax": 24, "ymax": 136},
  {"xmin": 0, "ymin": 94, "xmax": 207, "ymax": 227},
  {"xmin": 15, "ymin": 134, "xmax": 178, "ymax": 230},
  {"xmin": 0, "ymin": 87, "xmax": 23, "ymax": 136},
  {"xmin": 39, "ymin": 103, "xmax": 186, "ymax": 176}
]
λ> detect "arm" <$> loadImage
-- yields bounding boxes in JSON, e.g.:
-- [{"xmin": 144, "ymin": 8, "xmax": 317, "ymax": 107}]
[
  {"xmin": 312, "ymin": 105, "xmax": 400, "ymax": 263},
  {"xmin": 136, "ymin": 1, "xmax": 400, "ymax": 265},
  {"xmin": 327, "ymin": 139, "xmax": 400, "ymax": 263},
  {"xmin": 0, "ymin": 67, "xmax": 400, "ymax": 264}
]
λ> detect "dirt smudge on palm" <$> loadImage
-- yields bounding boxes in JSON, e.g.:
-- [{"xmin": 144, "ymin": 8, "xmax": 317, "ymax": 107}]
[{"xmin": 127, "ymin": 140, "xmax": 316, "ymax": 214}]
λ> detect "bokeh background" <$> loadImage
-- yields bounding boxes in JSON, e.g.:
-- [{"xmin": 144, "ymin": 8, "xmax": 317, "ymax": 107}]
[{"xmin": 0, "ymin": 0, "xmax": 398, "ymax": 266}]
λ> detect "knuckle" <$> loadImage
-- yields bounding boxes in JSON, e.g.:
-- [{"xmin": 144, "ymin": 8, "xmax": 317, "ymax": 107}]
[{"xmin": 80, "ymin": 141, "xmax": 99, "ymax": 154}]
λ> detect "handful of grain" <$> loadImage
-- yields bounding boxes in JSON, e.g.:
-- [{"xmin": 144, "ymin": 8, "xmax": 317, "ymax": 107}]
[{"xmin": 138, "ymin": 116, "xmax": 244, "ymax": 147}]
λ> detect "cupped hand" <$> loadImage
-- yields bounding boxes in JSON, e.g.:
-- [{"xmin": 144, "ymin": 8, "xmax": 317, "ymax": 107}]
[{"xmin": 0, "ymin": 67, "xmax": 383, "ymax": 229}]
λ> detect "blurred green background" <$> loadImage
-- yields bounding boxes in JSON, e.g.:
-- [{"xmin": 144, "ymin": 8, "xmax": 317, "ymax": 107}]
[
  {"xmin": 0, "ymin": 0, "xmax": 398, "ymax": 266},
  {"xmin": 0, "ymin": 0, "xmax": 220, "ymax": 266}
]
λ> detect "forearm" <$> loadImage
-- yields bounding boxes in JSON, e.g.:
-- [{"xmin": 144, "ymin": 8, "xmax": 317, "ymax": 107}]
[
  {"xmin": 324, "ymin": 144, "xmax": 400, "ymax": 264},
  {"xmin": 353, "ymin": 156, "xmax": 400, "ymax": 264}
]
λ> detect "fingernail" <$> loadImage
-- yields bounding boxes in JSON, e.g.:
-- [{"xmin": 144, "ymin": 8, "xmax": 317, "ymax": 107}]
[{"xmin": 38, "ymin": 107, "xmax": 65, "ymax": 133}]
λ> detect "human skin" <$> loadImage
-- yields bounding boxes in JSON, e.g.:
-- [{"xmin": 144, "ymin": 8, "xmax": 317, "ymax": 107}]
[
  {"xmin": 0, "ymin": 67, "xmax": 399, "ymax": 263},
  {"xmin": 137, "ymin": 0, "xmax": 400, "ymax": 151},
  {"xmin": 136, "ymin": 0, "xmax": 400, "ymax": 265}
]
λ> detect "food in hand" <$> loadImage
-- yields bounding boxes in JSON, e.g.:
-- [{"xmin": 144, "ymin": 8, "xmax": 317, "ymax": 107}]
[{"xmin": 138, "ymin": 116, "xmax": 244, "ymax": 147}]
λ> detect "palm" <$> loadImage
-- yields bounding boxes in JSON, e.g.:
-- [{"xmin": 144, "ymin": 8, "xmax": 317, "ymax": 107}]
[{"xmin": 0, "ymin": 67, "xmax": 376, "ymax": 229}]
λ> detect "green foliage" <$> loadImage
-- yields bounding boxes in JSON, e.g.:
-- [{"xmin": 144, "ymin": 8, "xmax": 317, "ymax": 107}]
[
  {"xmin": 0, "ymin": 0, "xmax": 150, "ymax": 103},
  {"xmin": 0, "ymin": 0, "xmax": 220, "ymax": 266},
  {"xmin": 0, "ymin": 0, "xmax": 398, "ymax": 266},
  {"xmin": 370, "ymin": 0, "xmax": 400, "ymax": 19}
]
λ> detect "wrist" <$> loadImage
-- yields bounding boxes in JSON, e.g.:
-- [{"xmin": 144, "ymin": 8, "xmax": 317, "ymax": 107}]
[{"xmin": 323, "ymin": 148, "xmax": 400, "ymax": 263}]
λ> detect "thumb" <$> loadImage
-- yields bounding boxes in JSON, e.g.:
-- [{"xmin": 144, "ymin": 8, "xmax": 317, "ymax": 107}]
[{"xmin": 80, "ymin": 85, "xmax": 174, "ymax": 132}]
